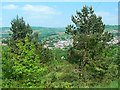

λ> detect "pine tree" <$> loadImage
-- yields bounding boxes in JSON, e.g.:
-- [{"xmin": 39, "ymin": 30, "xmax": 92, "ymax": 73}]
[
  {"xmin": 66, "ymin": 6, "xmax": 115, "ymax": 85},
  {"xmin": 10, "ymin": 15, "xmax": 32, "ymax": 40},
  {"xmin": 4, "ymin": 15, "xmax": 53, "ymax": 65},
  {"xmin": 2, "ymin": 16, "xmax": 53, "ymax": 87},
  {"xmin": 8, "ymin": 16, "xmax": 33, "ymax": 51}
]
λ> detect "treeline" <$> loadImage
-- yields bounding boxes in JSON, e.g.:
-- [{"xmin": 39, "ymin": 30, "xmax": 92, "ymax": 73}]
[{"xmin": 2, "ymin": 6, "xmax": 119, "ymax": 88}]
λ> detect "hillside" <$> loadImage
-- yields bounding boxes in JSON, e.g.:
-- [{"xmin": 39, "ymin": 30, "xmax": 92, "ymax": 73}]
[{"xmin": 0, "ymin": 25, "xmax": 119, "ymax": 41}]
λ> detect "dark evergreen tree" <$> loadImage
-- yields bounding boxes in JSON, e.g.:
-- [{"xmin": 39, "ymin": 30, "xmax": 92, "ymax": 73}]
[
  {"xmin": 9, "ymin": 15, "xmax": 32, "ymax": 40},
  {"xmin": 7, "ymin": 15, "xmax": 53, "ymax": 62},
  {"xmin": 66, "ymin": 6, "xmax": 117, "ymax": 86},
  {"xmin": 8, "ymin": 16, "xmax": 33, "ymax": 51},
  {"xmin": 2, "ymin": 16, "xmax": 53, "ymax": 85}
]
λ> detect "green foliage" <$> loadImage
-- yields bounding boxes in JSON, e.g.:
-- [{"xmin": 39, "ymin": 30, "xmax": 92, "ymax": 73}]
[
  {"xmin": 2, "ymin": 16, "xmax": 53, "ymax": 88},
  {"xmin": 7, "ymin": 16, "xmax": 38, "ymax": 53},
  {"xmin": 7, "ymin": 15, "xmax": 53, "ymax": 63},
  {"xmin": 33, "ymin": 41, "xmax": 53, "ymax": 63},
  {"xmin": 95, "ymin": 80, "xmax": 118, "ymax": 88},
  {"xmin": 2, "ymin": 12, "xmax": 119, "ymax": 88},
  {"xmin": 66, "ymin": 6, "xmax": 118, "ymax": 86},
  {"xmin": 12, "ymin": 37, "xmax": 46, "ymax": 79},
  {"xmin": 2, "ymin": 37, "xmax": 47, "ymax": 87},
  {"xmin": 52, "ymin": 48, "xmax": 67, "ymax": 60},
  {"xmin": 9, "ymin": 15, "xmax": 32, "ymax": 40},
  {"xmin": 2, "ymin": 45, "xmax": 119, "ymax": 88},
  {"xmin": 40, "ymin": 59, "xmax": 80, "ymax": 88}
]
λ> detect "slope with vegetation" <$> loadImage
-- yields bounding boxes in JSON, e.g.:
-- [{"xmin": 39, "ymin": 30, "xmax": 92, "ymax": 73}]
[{"xmin": 1, "ymin": 6, "xmax": 119, "ymax": 88}]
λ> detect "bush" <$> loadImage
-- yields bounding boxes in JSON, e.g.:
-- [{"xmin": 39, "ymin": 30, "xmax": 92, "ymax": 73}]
[{"xmin": 2, "ymin": 36, "xmax": 47, "ymax": 87}]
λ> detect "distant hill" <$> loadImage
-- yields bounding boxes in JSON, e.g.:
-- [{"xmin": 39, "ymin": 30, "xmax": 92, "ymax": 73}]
[
  {"xmin": 0, "ymin": 25, "xmax": 118, "ymax": 40},
  {"xmin": 31, "ymin": 27, "xmax": 65, "ymax": 39},
  {"xmin": 0, "ymin": 26, "xmax": 66, "ymax": 40}
]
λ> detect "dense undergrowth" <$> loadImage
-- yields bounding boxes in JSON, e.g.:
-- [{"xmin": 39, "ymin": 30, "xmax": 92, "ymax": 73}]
[{"xmin": 1, "ymin": 44, "xmax": 119, "ymax": 88}]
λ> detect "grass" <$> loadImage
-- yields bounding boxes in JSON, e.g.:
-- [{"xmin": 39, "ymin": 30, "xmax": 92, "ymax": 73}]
[{"xmin": 94, "ymin": 80, "xmax": 118, "ymax": 88}]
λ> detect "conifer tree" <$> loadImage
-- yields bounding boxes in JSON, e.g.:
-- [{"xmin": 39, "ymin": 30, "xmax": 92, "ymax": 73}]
[
  {"xmin": 10, "ymin": 15, "xmax": 32, "ymax": 40},
  {"xmin": 66, "ymin": 6, "xmax": 116, "ymax": 85},
  {"xmin": 8, "ymin": 16, "xmax": 33, "ymax": 52}
]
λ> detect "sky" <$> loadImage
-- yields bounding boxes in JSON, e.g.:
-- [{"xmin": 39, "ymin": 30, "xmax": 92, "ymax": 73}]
[
  {"xmin": 1, "ymin": 2, "xmax": 118, "ymax": 27},
  {"xmin": 1, "ymin": 0, "xmax": 120, "ymax": 2}
]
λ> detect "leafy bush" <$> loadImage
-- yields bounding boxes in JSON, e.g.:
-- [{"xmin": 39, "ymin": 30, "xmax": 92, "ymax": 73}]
[{"xmin": 2, "ymin": 36, "xmax": 47, "ymax": 87}]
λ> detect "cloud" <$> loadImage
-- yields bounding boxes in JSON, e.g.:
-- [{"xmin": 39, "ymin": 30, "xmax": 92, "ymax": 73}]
[
  {"xmin": 22, "ymin": 4, "xmax": 60, "ymax": 15},
  {"xmin": 96, "ymin": 11, "xmax": 110, "ymax": 17},
  {"xmin": 3, "ymin": 4, "xmax": 18, "ymax": 9}
]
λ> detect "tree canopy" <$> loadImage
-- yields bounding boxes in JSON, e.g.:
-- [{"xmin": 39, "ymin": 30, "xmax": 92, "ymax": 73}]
[
  {"xmin": 66, "ymin": 6, "xmax": 117, "ymax": 85},
  {"xmin": 10, "ymin": 16, "xmax": 33, "ymax": 40}
]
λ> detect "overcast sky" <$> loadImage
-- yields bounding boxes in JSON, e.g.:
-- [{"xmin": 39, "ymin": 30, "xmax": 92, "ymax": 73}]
[{"xmin": 1, "ymin": 2, "xmax": 118, "ymax": 27}]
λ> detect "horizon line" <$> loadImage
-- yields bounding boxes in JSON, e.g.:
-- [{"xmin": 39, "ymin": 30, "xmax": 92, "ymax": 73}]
[{"xmin": 0, "ymin": 24, "xmax": 118, "ymax": 28}]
